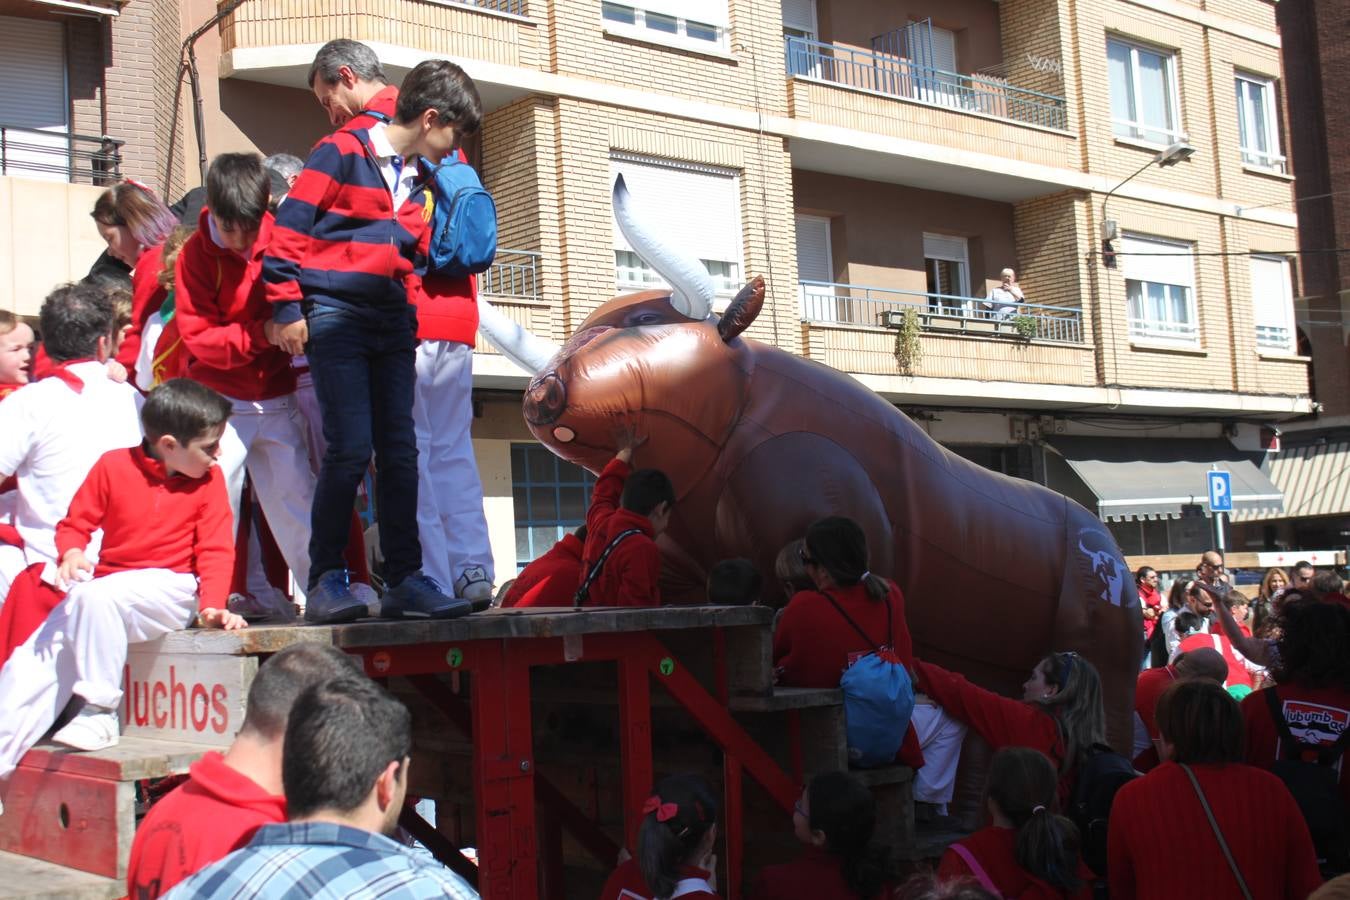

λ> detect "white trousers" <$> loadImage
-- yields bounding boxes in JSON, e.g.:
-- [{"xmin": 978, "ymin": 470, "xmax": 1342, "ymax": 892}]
[
  {"xmin": 293, "ymin": 369, "xmax": 325, "ymax": 474},
  {"xmin": 219, "ymin": 394, "xmax": 315, "ymax": 593},
  {"xmin": 411, "ymin": 341, "xmax": 493, "ymax": 590},
  {"xmin": 0, "ymin": 544, "xmax": 26, "ymax": 609},
  {"xmin": 0, "ymin": 569, "xmax": 196, "ymax": 778},
  {"xmin": 911, "ymin": 701, "xmax": 968, "ymax": 807}
]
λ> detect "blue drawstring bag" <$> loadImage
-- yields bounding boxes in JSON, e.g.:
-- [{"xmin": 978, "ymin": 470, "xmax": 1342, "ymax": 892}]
[{"xmin": 823, "ymin": 590, "xmax": 916, "ymax": 767}]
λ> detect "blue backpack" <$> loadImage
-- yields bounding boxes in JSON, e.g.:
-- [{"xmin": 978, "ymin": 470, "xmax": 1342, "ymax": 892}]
[
  {"xmin": 425, "ymin": 158, "xmax": 498, "ymax": 277},
  {"xmin": 822, "ymin": 589, "xmax": 917, "ymax": 768}
]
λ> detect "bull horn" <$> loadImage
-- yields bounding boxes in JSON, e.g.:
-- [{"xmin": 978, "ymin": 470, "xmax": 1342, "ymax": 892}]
[
  {"xmin": 613, "ymin": 175, "xmax": 715, "ymax": 321},
  {"xmin": 477, "ymin": 296, "xmax": 560, "ymax": 374}
]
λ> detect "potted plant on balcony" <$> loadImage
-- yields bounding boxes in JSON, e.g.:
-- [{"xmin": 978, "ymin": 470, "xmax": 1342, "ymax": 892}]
[
  {"xmin": 1011, "ymin": 314, "xmax": 1038, "ymax": 341},
  {"xmin": 893, "ymin": 306, "xmax": 923, "ymax": 375}
]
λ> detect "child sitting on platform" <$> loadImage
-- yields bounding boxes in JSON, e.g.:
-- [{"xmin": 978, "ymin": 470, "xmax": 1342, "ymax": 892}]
[
  {"xmin": 500, "ymin": 525, "xmax": 585, "ymax": 608},
  {"xmin": 578, "ymin": 429, "xmax": 672, "ymax": 607},
  {"xmin": 706, "ymin": 558, "xmax": 762, "ymax": 606},
  {"xmin": 601, "ymin": 773, "xmax": 721, "ymax": 900},
  {"xmin": 0, "ymin": 378, "xmax": 243, "ymax": 787}
]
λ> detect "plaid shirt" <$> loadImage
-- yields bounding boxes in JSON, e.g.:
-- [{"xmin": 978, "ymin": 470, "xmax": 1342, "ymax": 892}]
[{"xmin": 162, "ymin": 821, "xmax": 479, "ymax": 900}]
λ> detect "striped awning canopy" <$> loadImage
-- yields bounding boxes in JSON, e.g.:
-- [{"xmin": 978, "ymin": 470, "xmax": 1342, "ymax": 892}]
[{"xmin": 1231, "ymin": 440, "xmax": 1350, "ymax": 522}]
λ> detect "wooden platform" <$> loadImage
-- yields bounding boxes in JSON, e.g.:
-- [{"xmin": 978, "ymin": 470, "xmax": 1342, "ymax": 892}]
[{"xmin": 0, "ymin": 852, "xmax": 120, "ymax": 900}]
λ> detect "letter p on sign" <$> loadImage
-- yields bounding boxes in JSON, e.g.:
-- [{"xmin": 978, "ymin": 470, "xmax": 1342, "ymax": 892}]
[{"xmin": 1208, "ymin": 470, "xmax": 1233, "ymax": 513}]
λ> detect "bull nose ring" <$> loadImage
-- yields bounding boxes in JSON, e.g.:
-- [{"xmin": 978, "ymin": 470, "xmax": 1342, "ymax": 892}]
[{"xmin": 524, "ymin": 373, "xmax": 567, "ymax": 426}]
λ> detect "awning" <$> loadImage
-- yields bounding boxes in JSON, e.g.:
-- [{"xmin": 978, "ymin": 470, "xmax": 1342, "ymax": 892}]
[
  {"xmin": 1231, "ymin": 439, "xmax": 1350, "ymax": 522},
  {"xmin": 1048, "ymin": 437, "xmax": 1284, "ymax": 522},
  {"xmin": 30, "ymin": 0, "xmax": 122, "ymax": 16}
]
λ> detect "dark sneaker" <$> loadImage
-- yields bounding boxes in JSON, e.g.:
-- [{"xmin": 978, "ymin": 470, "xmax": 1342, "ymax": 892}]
[
  {"xmin": 304, "ymin": 570, "xmax": 369, "ymax": 625},
  {"xmin": 382, "ymin": 572, "xmax": 473, "ymax": 620}
]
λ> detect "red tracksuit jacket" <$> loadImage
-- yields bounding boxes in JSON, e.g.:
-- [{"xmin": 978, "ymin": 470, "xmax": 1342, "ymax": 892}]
[
  {"xmin": 580, "ymin": 458, "xmax": 661, "ymax": 607},
  {"xmin": 502, "ymin": 532, "xmax": 584, "ymax": 608},
  {"xmin": 116, "ymin": 241, "xmax": 169, "ymax": 382},
  {"xmin": 752, "ymin": 846, "xmax": 894, "ymax": 899},
  {"xmin": 175, "ymin": 208, "xmax": 296, "ymax": 401},
  {"xmin": 938, "ymin": 826, "xmax": 1093, "ymax": 899}
]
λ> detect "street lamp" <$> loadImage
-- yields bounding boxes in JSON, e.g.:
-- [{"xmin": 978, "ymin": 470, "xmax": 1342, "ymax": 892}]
[{"xmin": 1100, "ymin": 141, "xmax": 1197, "ymax": 267}]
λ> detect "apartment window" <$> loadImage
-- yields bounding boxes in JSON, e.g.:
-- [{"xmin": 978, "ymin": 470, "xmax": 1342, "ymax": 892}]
[
  {"xmin": 0, "ymin": 16, "xmax": 69, "ymax": 182},
  {"xmin": 1121, "ymin": 233, "xmax": 1198, "ymax": 343},
  {"xmin": 1250, "ymin": 255, "xmax": 1295, "ymax": 352},
  {"xmin": 1235, "ymin": 73, "xmax": 1285, "ymax": 173},
  {"xmin": 924, "ymin": 233, "xmax": 971, "ymax": 312},
  {"xmin": 511, "ymin": 443, "xmax": 595, "ymax": 572},
  {"xmin": 612, "ymin": 154, "xmax": 743, "ymax": 298},
  {"xmin": 795, "ymin": 213, "xmax": 835, "ymax": 320},
  {"xmin": 1108, "ymin": 37, "xmax": 1182, "ymax": 145},
  {"xmin": 602, "ymin": 2, "xmax": 727, "ymax": 51},
  {"xmin": 783, "ymin": 0, "xmax": 818, "ymax": 76}
]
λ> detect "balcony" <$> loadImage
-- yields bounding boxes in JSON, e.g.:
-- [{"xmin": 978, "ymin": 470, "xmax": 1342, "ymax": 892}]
[
  {"xmin": 475, "ymin": 249, "xmax": 552, "ymax": 357},
  {"xmin": 785, "ymin": 37, "xmax": 1068, "ymax": 131},
  {"xmin": 0, "ymin": 124, "xmax": 122, "ymax": 186}
]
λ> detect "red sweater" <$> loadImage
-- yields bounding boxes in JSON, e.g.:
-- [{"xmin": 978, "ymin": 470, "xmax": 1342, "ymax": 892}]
[
  {"xmin": 580, "ymin": 458, "xmax": 661, "ymax": 607},
  {"xmin": 1242, "ymin": 683, "xmax": 1350, "ymax": 813},
  {"xmin": 125, "ymin": 751, "xmax": 285, "ymax": 900},
  {"xmin": 1131, "ymin": 665, "xmax": 1178, "ymax": 770},
  {"xmin": 1108, "ymin": 761, "xmax": 1321, "ymax": 899},
  {"xmin": 54, "ymin": 445, "xmax": 234, "ymax": 611},
  {"xmin": 774, "ymin": 581, "xmax": 923, "ymax": 768},
  {"xmin": 938, "ymin": 826, "xmax": 1093, "ymax": 899},
  {"xmin": 1138, "ymin": 586, "xmax": 1163, "ymax": 640},
  {"xmin": 751, "ymin": 846, "xmax": 891, "ymax": 900},
  {"xmin": 501, "ymin": 532, "xmax": 584, "ymax": 608},
  {"xmin": 117, "ymin": 241, "xmax": 169, "ymax": 381},
  {"xmin": 1176, "ymin": 632, "xmax": 1254, "ymax": 689},
  {"xmin": 600, "ymin": 859, "xmax": 719, "ymax": 900},
  {"xmin": 175, "ymin": 209, "xmax": 295, "ymax": 400},
  {"xmin": 915, "ymin": 661, "xmax": 1070, "ymax": 803}
]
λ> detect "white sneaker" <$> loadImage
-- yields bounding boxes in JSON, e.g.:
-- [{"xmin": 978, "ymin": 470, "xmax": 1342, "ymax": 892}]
[
  {"xmin": 454, "ymin": 566, "xmax": 494, "ymax": 603},
  {"xmin": 51, "ymin": 706, "xmax": 119, "ymax": 752}
]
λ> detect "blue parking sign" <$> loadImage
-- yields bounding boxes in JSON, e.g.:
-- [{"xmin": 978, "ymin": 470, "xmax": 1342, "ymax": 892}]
[{"xmin": 1208, "ymin": 470, "xmax": 1233, "ymax": 512}]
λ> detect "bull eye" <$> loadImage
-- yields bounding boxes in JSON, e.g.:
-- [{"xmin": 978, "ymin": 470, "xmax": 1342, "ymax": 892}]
[{"xmin": 626, "ymin": 311, "xmax": 664, "ymax": 327}]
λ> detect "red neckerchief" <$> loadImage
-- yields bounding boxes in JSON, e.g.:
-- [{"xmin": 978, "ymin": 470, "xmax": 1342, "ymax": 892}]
[
  {"xmin": 0, "ymin": 382, "xmax": 22, "ymax": 401},
  {"xmin": 41, "ymin": 358, "xmax": 95, "ymax": 393}
]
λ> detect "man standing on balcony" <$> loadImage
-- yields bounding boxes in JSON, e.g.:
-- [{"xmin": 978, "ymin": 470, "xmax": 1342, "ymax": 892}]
[
  {"xmin": 306, "ymin": 41, "xmax": 495, "ymax": 605},
  {"xmin": 984, "ymin": 267, "xmax": 1026, "ymax": 320}
]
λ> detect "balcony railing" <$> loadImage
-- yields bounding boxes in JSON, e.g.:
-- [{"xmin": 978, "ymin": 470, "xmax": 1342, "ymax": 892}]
[
  {"xmin": 447, "ymin": 0, "xmax": 527, "ymax": 14},
  {"xmin": 0, "ymin": 124, "xmax": 122, "ymax": 185},
  {"xmin": 1255, "ymin": 324, "xmax": 1293, "ymax": 352},
  {"xmin": 1128, "ymin": 317, "xmax": 1199, "ymax": 343},
  {"xmin": 480, "ymin": 249, "xmax": 540, "ymax": 302},
  {"xmin": 800, "ymin": 280, "xmax": 1083, "ymax": 343},
  {"xmin": 784, "ymin": 36, "xmax": 1068, "ymax": 131}
]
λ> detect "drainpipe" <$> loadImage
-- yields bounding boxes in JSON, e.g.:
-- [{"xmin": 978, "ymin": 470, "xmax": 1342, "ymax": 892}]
[{"xmin": 182, "ymin": 0, "xmax": 250, "ymax": 183}]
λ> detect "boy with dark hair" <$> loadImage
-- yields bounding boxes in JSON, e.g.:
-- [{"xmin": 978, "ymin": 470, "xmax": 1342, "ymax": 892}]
[
  {"xmin": 0, "ymin": 379, "xmax": 241, "ymax": 785},
  {"xmin": 707, "ymin": 558, "xmax": 762, "ymax": 606},
  {"xmin": 127, "ymin": 643, "xmax": 362, "ymax": 900},
  {"xmin": 264, "ymin": 61, "xmax": 482, "ymax": 624},
  {"xmin": 166, "ymin": 677, "xmax": 476, "ymax": 899},
  {"xmin": 177, "ymin": 153, "xmax": 316, "ymax": 617},
  {"xmin": 578, "ymin": 433, "xmax": 673, "ymax": 607}
]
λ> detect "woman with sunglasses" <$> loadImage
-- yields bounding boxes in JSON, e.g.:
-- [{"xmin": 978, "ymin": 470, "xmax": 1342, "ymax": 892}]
[
  {"xmin": 772, "ymin": 516, "xmax": 924, "ymax": 768},
  {"xmin": 914, "ymin": 649, "xmax": 1106, "ymax": 808}
]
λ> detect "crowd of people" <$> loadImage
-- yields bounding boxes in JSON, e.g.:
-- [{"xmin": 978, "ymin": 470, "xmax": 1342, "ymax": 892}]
[{"xmin": 0, "ymin": 31, "xmax": 1347, "ymax": 900}]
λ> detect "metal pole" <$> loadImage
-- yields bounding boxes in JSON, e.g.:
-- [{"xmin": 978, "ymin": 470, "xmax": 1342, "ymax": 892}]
[
  {"xmin": 182, "ymin": 0, "xmax": 251, "ymax": 184},
  {"xmin": 1214, "ymin": 511, "xmax": 1226, "ymax": 555}
]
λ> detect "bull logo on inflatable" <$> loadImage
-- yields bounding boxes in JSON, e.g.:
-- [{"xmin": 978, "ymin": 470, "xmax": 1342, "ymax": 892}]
[{"xmin": 480, "ymin": 177, "xmax": 1141, "ymax": 748}]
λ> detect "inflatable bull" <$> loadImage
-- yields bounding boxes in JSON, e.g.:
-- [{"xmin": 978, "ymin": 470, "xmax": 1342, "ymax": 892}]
[{"xmin": 480, "ymin": 177, "xmax": 1141, "ymax": 749}]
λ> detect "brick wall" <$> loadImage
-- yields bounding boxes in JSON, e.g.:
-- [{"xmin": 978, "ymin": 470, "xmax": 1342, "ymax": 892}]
[
  {"xmin": 65, "ymin": 17, "xmax": 105, "ymax": 144},
  {"xmin": 102, "ymin": 1, "xmax": 162, "ymax": 189}
]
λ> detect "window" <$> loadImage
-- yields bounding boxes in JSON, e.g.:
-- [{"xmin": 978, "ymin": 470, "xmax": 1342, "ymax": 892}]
[
  {"xmin": 1108, "ymin": 37, "xmax": 1182, "ymax": 145},
  {"xmin": 924, "ymin": 233, "xmax": 970, "ymax": 312},
  {"xmin": 601, "ymin": 2, "xmax": 727, "ymax": 51},
  {"xmin": 794, "ymin": 214, "xmax": 834, "ymax": 319},
  {"xmin": 511, "ymin": 443, "xmax": 595, "ymax": 572},
  {"xmin": 1121, "ymin": 233, "xmax": 1198, "ymax": 343},
  {"xmin": 1235, "ymin": 73, "xmax": 1285, "ymax": 172},
  {"xmin": 782, "ymin": 0, "xmax": 818, "ymax": 76},
  {"xmin": 612, "ymin": 154, "xmax": 743, "ymax": 299},
  {"xmin": 1250, "ymin": 255, "xmax": 1295, "ymax": 351},
  {"xmin": 0, "ymin": 16, "xmax": 69, "ymax": 182}
]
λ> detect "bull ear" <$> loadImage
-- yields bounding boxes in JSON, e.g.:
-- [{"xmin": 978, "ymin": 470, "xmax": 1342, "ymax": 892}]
[{"xmin": 717, "ymin": 276, "xmax": 765, "ymax": 342}]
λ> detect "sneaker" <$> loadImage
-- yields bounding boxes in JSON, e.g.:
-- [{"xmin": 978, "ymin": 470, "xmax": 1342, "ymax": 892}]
[
  {"xmin": 228, "ymin": 586, "xmax": 298, "ymax": 623},
  {"xmin": 51, "ymin": 705, "xmax": 119, "ymax": 752},
  {"xmin": 382, "ymin": 572, "xmax": 472, "ymax": 620},
  {"xmin": 304, "ymin": 570, "xmax": 369, "ymax": 625},
  {"xmin": 454, "ymin": 566, "xmax": 495, "ymax": 605},
  {"xmin": 350, "ymin": 581, "xmax": 380, "ymax": 618}
]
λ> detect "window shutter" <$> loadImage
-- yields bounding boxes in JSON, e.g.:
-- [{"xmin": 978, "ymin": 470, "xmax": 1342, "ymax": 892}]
[
  {"xmin": 923, "ymin": 233, "xmax": 968, "ymax": 263},
  {"xmin": 1121, "ymin": 234, "xmax": 1193, "ymax": 288},
  {"xmin": 781, "ymin": 0, "xmax": 815, "ymax": 34},
  {"xmin": 637, "ymin": 0, "xmax": 727, "ymax": 27},
  {"xmin": 794, "ymin": 215, "xmax": 832, "ymax": 283},
  {"xmin": 611, "ymin": 155, "xmax": 742, "ymax": 268},
  {"xmin": 929, "ymin": 26, "xmax": 957, "ymax": 73},
  {"xmin": 1250, "ymin": 256, "xmax": 1292, "ymax": 329},
  {"xmin": 0, "ymin": 16, "xmax": 68, "ymax": 182}
]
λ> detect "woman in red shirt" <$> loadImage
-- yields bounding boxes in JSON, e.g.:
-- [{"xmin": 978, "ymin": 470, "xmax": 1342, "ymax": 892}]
[
  {"xmin": 772, "ymin": 516, "xmax": 923, "ymax": 767},
  {"xmin": 938, "ymin": 747, "xmax": 1092, "ymax": 899},
  {"xmin": 600, "ymin": 774, "xmax": 721, "ymax": 900},
  {"xmin": 752, "ymin": 771, "xmax": 897, "ymax": 899},
  {"xmin": 914, "ymin": 652, "xmax": 1106, "ymax": 806},
  {"xmin": 1109, "ymin": 679, "xmax": 1321, "ymax": 900}
]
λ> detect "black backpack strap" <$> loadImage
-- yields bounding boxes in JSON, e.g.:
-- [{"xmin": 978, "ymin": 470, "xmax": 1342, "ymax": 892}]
[
  {"xmin": 573, "ymin": 529, "xmax": 642, "ymax": 607},
  {"xmin": 1266, "ymin": 687, "xmax": 1350, "ymax": 765},
  {"xmin": 820, "ymin": 590, "xmax": 886, "ymax": 654}
]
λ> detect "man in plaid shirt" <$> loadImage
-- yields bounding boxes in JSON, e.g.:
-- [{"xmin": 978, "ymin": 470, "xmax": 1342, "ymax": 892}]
[{"xmin": 164, "ymin": 677, "xmax": 477, "ymax": 899}]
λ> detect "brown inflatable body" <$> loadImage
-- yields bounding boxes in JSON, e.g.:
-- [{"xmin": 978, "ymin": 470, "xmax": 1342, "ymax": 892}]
[{"xmin": 517, "ymin": 276, "xmax": 1141, "ymax": 750}]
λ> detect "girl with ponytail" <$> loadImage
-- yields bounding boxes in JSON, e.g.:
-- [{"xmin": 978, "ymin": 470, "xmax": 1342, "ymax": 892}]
[
  {"xmin": 773, "ymin": 516, "xmax": 924, "ymax": 768},
  {"xmin": 600, "ymin": 774, "xmax": 721, "ymax": 900},
  {"xmin": 938, "ymin": 747, "xmax": 1092, "ymax": 898},
  {"xmin": 752, "ymin": 771, "xmax": 898, "ymax": 899}
]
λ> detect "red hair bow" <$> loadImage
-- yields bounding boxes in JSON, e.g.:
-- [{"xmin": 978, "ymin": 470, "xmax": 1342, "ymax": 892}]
[{"xmin": 642, "ymin": 795, "xmax": 678, "ymax": 822}]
